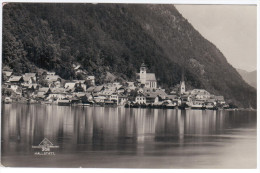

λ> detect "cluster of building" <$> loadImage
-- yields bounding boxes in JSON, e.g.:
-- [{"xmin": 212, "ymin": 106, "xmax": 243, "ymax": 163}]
[{"xmin": 2, "ymin": 63, "xmax": 228, "ymax": 109}]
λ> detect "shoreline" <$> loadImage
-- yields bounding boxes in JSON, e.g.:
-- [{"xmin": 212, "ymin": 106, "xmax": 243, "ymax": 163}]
[{"xmin": 2, "ymin": 102, "xmax": 256, "ymax": 111}]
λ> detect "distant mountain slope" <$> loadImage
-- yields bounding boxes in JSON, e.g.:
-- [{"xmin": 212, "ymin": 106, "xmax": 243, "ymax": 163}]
[
  {"xmin": 2, "ymin": 3, "xmax": 256, "ymax": 108},
  {"xmin": 237, "ymin": 69, "xmax": 256, "ymax": 89}
]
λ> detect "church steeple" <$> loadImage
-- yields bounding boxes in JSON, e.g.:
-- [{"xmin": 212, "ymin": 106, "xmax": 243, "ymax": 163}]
[
  {"xmin": 140, "ymin": 63, "xmax": 147, "ymax": 84},
  {"xmin": 180, "ymin": 68, "xmax": 185, "ymax": 94},
  {"xmin": 140, "ymin": 63, "xmax": 147, "ymax": 71}
]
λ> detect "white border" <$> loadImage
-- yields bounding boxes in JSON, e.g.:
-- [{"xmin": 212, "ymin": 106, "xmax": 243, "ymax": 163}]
[
  {"xmin": 0, "ymin": 0, "xmax": 258, "ymax": 4},
  {"xmin": 0, "ymin": 1, "xmax": 258, "ymax": 173},
  {"xmin": 257, "ymin": 0, "xmax": 259, "ymax": 171}
]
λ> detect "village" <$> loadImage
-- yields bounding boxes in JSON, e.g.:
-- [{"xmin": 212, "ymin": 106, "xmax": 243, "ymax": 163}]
[{"xmin": 2, "ymin": 63, "xmax": 229, "ymax": 110}]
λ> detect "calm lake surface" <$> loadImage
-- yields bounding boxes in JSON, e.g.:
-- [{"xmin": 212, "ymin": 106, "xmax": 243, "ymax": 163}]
[{"xmin": 1, "ymin": 104, "xmax": 256, "ymax": 168}]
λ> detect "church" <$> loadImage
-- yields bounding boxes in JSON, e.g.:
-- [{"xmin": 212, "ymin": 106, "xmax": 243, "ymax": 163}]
[{"xmin": 136, "ymin": 63, "xmax": 157, "ymax": 88}]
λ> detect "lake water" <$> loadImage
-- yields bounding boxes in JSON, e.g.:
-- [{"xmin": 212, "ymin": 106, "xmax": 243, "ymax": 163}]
[{"xmin": 1, "ymin": 104, "xmax": 257, "ymax": 168}]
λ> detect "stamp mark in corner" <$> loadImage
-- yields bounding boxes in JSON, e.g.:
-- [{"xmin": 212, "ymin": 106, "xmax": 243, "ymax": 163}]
[{"xmin": 32, "ymin": 138, "xmax": 59, "ymax": 156}]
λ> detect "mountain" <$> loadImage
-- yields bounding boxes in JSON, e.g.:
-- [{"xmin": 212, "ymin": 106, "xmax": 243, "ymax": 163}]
[
  {"xmin": 237, "ymin": 69, "xmax": 257, "ymax": 89},
  {"xmin": 2, "ymin": 3, "xmax": 256, "ymax": 108}
]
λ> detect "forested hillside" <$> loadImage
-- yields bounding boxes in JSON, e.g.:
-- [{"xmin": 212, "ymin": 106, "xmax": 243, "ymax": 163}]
[
  {"xmin": 2, "ymin": 3, "xmax": 256, "ymax": 108},
  {"xmin": 237, "ymin": 69, "xmax": 256, "ymax": 89}
]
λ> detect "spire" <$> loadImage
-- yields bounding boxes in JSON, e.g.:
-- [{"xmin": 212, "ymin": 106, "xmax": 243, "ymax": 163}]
[
  {"xmin": 140, "ymin": 62, "xmax": 147, "ymax": 72},
  {"xmin": 141, "ymin": 62, "xmax": 146, "ymax": 68}
]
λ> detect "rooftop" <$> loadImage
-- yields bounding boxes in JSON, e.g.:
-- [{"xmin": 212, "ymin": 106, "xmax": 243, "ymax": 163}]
[
  {"xmin": 23, "ymin": 76, "xmax": 33, "ymax": 82},
  {"xmin": 46, "ymin": 75, "xmax": 61, "ymax": 82},
  {"xmin": 136, "ymin": 73, "xmax": 156, "ymax": 81},
  {"xmin": 24, "ymin": 73, "xmax": 36, "ymax": 77},
  {"xmin": 8, "ymin": 76, "xmax": 22, "ymax": 82},
  {"xmin": 39, "ymin": 87, "xmax": 50, "ymax": 93}
]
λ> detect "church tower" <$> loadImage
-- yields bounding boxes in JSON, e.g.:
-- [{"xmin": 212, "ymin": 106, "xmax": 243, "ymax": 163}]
[
  {"xmin": 140, "ymin": 63, "xmax": 147, "ymax": 85},
  {"xmin": 180, "ymin": 69, "xmax": 185, "ymax": 94}
]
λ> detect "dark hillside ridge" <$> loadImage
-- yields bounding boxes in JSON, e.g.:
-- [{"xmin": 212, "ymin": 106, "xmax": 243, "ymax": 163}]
[{"xmin": 2, "ymin": 3, "xmax": 256, "ymax": 108}]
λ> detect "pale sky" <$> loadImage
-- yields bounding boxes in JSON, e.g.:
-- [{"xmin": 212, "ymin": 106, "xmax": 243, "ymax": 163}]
[{"xmin": 175, "ymin": 5, "xmax": 257, "ymax": 72}]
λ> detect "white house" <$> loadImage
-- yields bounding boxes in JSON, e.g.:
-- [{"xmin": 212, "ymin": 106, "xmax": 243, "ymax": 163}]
[{"xmin": 135, "ymin": 94, "xmax": 146, "ymax": 104}]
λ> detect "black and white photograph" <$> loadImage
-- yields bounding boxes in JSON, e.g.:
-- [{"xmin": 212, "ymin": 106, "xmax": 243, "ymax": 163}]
[{"xmin": 0, "ymin": 1, "xmax": 257, "ymax": 169}]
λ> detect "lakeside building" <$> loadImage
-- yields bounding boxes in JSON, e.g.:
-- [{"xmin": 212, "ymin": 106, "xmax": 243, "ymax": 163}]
[{"xmin": 135, "ymin": 94, "xmax": 147, "ymax": 104}]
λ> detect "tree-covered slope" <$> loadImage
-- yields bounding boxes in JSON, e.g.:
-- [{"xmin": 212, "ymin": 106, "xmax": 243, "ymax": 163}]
[
  {"xmin": 2, "ymin": 3, "xmax": 256, "ymax": 108},
  {"xmin": 237, "ymin": 69, "xmax": 256, "ymax": 89}
]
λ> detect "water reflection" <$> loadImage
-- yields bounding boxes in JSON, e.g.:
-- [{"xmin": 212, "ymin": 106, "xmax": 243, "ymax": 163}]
[{"xmin": 1, "ymin": 104, "xmax": 256, "ymax": 168}]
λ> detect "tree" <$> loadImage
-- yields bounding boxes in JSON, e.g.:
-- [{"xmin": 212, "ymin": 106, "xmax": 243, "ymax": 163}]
[
  {"xmin": 76, "ymin": 73, "xmax": 84, "ymax": 80},
  {"xmin": 39, "ymin": 79, "xmax": 49, "ymax": 87}
]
